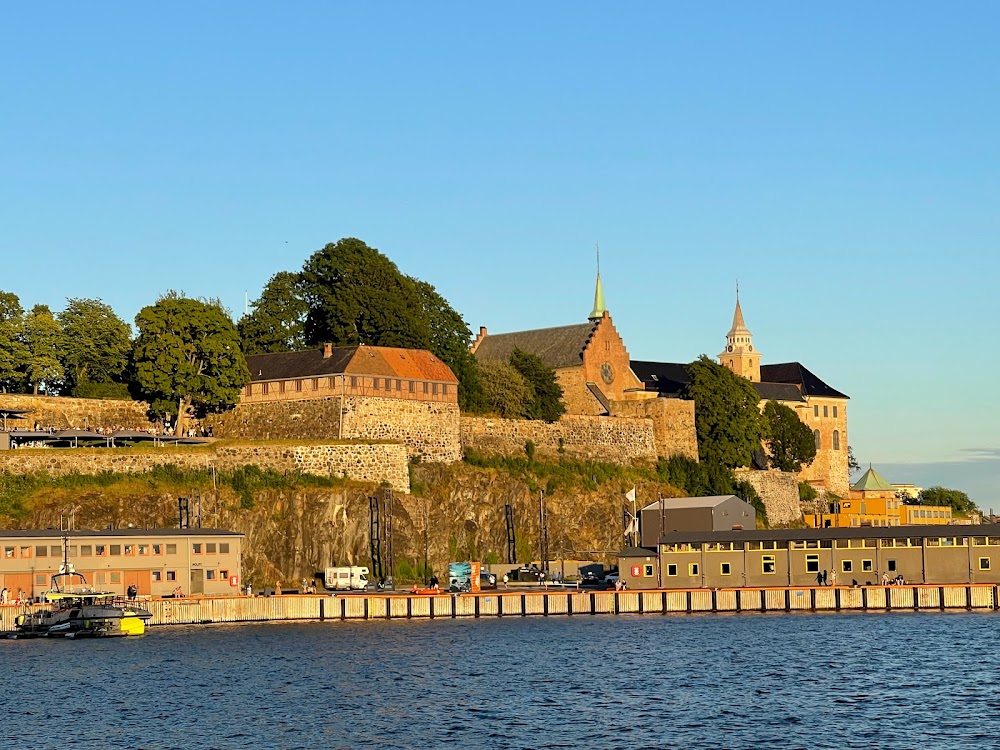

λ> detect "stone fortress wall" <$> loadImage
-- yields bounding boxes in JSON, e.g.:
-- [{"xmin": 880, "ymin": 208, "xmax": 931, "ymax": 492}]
[
  {"xmin": 734, "ymin": 467, "xmax": 801, "ymax": 526},
  {"xmin": 460, "ymin": 414, "xmax": 658, "ymax": 465},
  {"xmin": 205, "ymin": 396, "xmax": 461, "ymax": 464},
  {"xmin": 0, "ymin": 442, "xmax": 411, "ymax": 493},
  {"xmin": 0, "ymin": 394, "xmax": 153, "ymax": 431}
]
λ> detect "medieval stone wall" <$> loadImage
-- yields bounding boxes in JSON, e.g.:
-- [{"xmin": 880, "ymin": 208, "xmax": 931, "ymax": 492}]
[
  {"xmin": 610, "ymin": 398, "xmax": 699, "ymax": 460},
  {"xmin": 206, "ymin": 396, "xmax": 461, "ymax": 464},
  {"xmin": 734, "ymin": 468, "xmax": 801, "ymax": 526},
  {"xmin": 0, "ymin": 394, "xmax": 153, "ymax": 431},
  {"xmin": 460, "ymin": 414, "xmax": 657, "ymax": 465},
  {"xmin": 0, "ymin": 442, "xmax": 410, "ymax": 492}
]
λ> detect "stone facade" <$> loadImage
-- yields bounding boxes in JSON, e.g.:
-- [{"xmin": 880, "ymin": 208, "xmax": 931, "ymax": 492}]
[
  {"xmin": 0, "ymin": 442, "xmax": 411, "ymax": 493},
  {"xmin": 0, "ymin": 394, "xmax": 153, "ymax": 431},
  {"xmin": 206, "ymin": 396, "xmax": 461, "ymax": 464},
  {"xmin": 460, "ymin": 414, "xmax": 658, "ymax": 465},
  {"xmin": 609, "ymin": 398, "xmax": 699, "ymax": 460},
  {"xmin": 791, "ymin": 396, "xmax": 849, "ymax": 497},
  {"xmin": 734, "ymin": 468, "xmax": 801, "ymax": 526}
]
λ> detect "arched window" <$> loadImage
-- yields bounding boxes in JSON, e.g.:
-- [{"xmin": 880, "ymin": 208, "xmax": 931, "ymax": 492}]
[
  {"xmin": 832, "ymin": 430, "xmax": 840, "ymax": 450},
  {"xmin": 814, "ymin": 429, "xmax": 821, "ymax": 449}
]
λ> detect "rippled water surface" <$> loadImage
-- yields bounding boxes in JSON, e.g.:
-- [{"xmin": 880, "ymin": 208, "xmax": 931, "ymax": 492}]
[{"xmin": 5, "ymin": 611, "xmax": 1000, "ymax": 749}]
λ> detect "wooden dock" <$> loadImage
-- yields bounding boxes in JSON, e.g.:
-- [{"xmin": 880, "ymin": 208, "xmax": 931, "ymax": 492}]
[{"xmin": 3, "ymin": 584, "xmax": 998, "ymax": 632}]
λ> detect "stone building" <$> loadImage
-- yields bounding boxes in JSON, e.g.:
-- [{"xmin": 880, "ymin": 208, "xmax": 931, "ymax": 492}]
[
  {"xmin": 210, "ymin": 344, "xmax": 463, "ymax": 463},
  {"xmin": 632, "ymin": 297, "xmax": 850, "ymax": 496},
  {"xmin": 471, "ymin": 274, "xmax": 698, "ymax": 460}
]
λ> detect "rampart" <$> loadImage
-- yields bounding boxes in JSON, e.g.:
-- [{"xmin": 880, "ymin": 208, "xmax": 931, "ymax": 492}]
[
  {"xmin": 0, "ymin": 394, "xmax": 152, "ymax": 431},
  {"xmin": 609, "ymin": 398, "xmax": 698, "ymax": 460},
  {"xmin": 206, "ymin": 396, "xmax": 461, "ymax": 464},
  {"xmin": 0, "ymin": 442, "xmax": 411, "ymax": 493},
  {"xmin": 460, "ymin": 414, "xmax": 658, "ymax": 465},
  {"xmin": 734, "ymin": 468, "xmax": 801, "ymax": 525}
]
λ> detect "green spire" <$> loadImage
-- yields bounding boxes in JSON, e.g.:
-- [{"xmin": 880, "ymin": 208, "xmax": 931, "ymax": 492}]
[{"xmin": 589, "ymin": 243, "xmax": 606, "ymax": 320}]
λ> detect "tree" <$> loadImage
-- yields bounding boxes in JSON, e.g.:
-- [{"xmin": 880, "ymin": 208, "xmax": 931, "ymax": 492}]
[
  {"xmin": 847, "ymin": 445, "xmax": 861, "ymax": 474},
  {"xmin": 300, "ymin": 238, "xmax": 430, "ymax": 349},
  {"xmin": 918, "ymin": 486, "xmax": 976, "ymax": 514},
  {"xmin": 478, "ymin": 359, "xmax": 534, "ymax": 418},
  {"xmin": 238, "ymin": 272, "xmax": 308, "ymax": 355},
  {"xmin": 509, "ymin": 349, "xmax": 565, "ymax": 422},
  {"xmin": 683, "ymin": 355, "xmax": 765, "ymax": 468},
  {"xmin": 23, "ymin": 305, "xmax": 64, "ymax": 395},
  {"xmin": 131, "ymin": 296, "xmax": 250, "ymax": 435},
  {"xmin": 763, "ymin": 401, "xmax": 817, "ymax": 472},
  {"xmin": 0, "ymin": 292, "xmax": 27, "ymax": 393},
  {"xmin": 657, "ymin": 453, "xmax": 768, "ymax": 525},
  {"xmin": 57, "ymin": 298, "xmax": 132, "ymax": 394},
  {"xmin": 411, "ymin": 278, "xmax": 486, "ymax": 413}
]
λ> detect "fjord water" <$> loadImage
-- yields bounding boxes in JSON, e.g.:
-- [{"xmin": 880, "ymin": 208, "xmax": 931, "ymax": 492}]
[{"xmin": 5, "ymin": 611, "xmax": 997, "ymax": 749}]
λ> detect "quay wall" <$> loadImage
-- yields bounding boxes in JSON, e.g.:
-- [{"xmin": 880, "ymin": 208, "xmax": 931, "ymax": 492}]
[
  {"xmin": 0, "ymin": 443, "xmax": 411, "ymax": 493},
  {"xmin": 2, "ymin": 584, "xmax": 996, "ymax": 631}
]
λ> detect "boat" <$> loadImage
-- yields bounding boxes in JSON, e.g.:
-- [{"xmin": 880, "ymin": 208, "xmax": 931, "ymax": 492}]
[{"xmin": 9, "ymin": 537, "xmax": 153, "ymax": 639}]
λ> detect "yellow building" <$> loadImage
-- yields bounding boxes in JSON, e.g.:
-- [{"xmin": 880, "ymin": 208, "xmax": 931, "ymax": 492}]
[{"xmin": 807, "ymin": 466, "xmax": 953, "ymax": 528}]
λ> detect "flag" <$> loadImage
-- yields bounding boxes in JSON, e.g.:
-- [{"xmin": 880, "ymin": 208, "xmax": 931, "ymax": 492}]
[{"xmin": 625, "ymin": 487, "xmax": 636, "ymax": 503}]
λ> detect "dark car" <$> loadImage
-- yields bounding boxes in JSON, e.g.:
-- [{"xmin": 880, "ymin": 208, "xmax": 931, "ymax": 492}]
[
  {"xmin": 508, "ymin": 567, "xmax": 544, "ymax": 583},
  {"xmin": 480, "ymin": 572, "xmax": 498, "ymax": 590}
]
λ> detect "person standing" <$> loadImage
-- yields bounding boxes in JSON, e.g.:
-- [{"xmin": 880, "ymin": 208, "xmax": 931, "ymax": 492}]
[
  {"xmin": 502, "ymin": 573, "xmax": 509, "ymax": 589},
  {"xmin": 246, "ymin": 583, "xmax": 253, "ymax": 597},
  {"xmin": 830, "ymin": 569, "xmax": 838, "ymax": 587}
]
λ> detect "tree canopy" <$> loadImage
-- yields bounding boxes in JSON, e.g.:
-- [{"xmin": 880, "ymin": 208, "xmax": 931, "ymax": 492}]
[
  {"xmin": 763, "ymin": 401, "xmax": 817, "ymax": 472},
  {"xmin": 238, "ymin": 272, "xmax": 308, "ymax": 355},
  {"xmin": 683, "ymin": 356, "xmax": 765, "ymax": 468},
  {"xmin": 0, "ymin": 292, "xmax": 27, "ymax": 393},
  {"xmin": 23, "ymin": 305, "xmax": 64, "ymax": 395},
  {"xmin": 917, "ymin": 486, "xmax": 977, "ymax": 514},
  {"xmin": 300, "ymin": 238, "xmax": 430, "ymax": 349},
  {"xmin": 57, "ymin": 298, "xmax": 132, "ymax": 394},
  {"xmin": 131, "ymin": 296, "xmax": 249, "ymax": 435},
  {"xmin": 478, "ymin": 359, "xmax": 534, "ymax": 418},
  {"xmin": 509, "ymin": 349, "xmax": 566, "ymax": 422}
]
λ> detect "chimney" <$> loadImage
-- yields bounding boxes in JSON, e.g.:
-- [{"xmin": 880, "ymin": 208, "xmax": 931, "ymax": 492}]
[{"xmin": 323, "ymin": 343, "xmax": 332, "ymax": 358}]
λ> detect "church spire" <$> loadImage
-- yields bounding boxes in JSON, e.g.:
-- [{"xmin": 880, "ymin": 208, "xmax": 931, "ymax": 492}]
[
  {"xmin": 719, "ymin": 287, "xmax": 761, "ymax": 382},
  {"xmin": 589, "ymin": 242, "xmax": 606, "ymax": 320}
]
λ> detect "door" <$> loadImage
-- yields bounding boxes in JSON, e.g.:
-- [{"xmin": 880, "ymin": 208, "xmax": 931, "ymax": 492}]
[
  {"xmin": 4, "ymin": 573, "xmax": 32, "ymax": 602},
  {"xmin": 190, "ymin": 569, "xmax": 205, "ymax": 595},
  {"xmin": 124, "ymin": 570, "xmax": 151, "ymax": 596}
]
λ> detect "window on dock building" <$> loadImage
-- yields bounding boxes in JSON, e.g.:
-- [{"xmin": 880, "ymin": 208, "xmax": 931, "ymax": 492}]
[
  {"xmin": 806, "ymin": 554, "xmax": 820, "ymax": 573},
  {"xmin": 667, "ymin": 564, "xmax": 678, "ymax": 577},
  {"xmin": 842, "ymin": 560, "xmax": 853, "ymax": 573},
  {"xmin": 688, "ymin": 563, "xmax": 699, "ymax": 576},
  {"xmin": 762, "ymin": 555, "xmax": 776, "ymax": 574},
  {"xmin": 720, "ymin": 563, "xmax": 731, "ymax": 576}
]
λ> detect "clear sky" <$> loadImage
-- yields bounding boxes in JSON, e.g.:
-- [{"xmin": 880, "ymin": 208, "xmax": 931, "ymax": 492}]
[{"xmin": 3, "ymin": 4, "xmax": 998, "ymax": 502}]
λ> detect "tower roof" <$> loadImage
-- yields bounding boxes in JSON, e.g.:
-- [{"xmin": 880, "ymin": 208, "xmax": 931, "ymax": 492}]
[
  {"xmin": 589, "ymin": 272, "xmax": 606, "ymax": 320},
  {"xmin": 728, "ymin": 299, "xmax": 751, "ymax": 336},
  {"xmin": 851, "ymin": 465, "xmax": 895, "ymax": 492}
]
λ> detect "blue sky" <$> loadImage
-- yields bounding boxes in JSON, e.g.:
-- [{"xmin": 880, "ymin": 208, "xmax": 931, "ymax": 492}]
[{"xmin": 3, "ymin": 4, "xmax": 998, "ymax": 501}]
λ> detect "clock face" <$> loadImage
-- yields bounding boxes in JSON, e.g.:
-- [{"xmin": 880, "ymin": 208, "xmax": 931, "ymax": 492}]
[
  {"xmin": 600, "ymin": 362, "xmax": 614, "ymax": 385},
  {"xmin": 727, "ymin": 345, "xmax": 733, "ymax": 352}
]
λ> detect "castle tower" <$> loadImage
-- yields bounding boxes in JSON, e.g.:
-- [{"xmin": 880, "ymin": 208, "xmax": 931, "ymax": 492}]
[{"xmin": 718, "ymin": 293, "xmax": 761, "ymax": 382}]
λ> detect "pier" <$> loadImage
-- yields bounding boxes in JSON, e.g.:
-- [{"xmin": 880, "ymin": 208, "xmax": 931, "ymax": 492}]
[{"xmin": 3, "ymin": 583, "xmax": 1000, "ymax": 632}]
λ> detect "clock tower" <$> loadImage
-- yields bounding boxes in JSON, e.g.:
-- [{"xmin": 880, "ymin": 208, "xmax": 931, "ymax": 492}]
[{"xmin": 718, "ymin": 295, "xmax": 761, "ymax": 382}]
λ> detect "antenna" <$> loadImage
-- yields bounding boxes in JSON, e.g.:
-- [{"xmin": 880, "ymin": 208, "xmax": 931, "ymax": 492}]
[
  {"xmin": 244, "ymin": 290, "xmax": 249, "ymax": 317},
  {"xmin": 736, "ymin": 279, "xmax": 740, "ymax": 302},
  {"xmin": 596, "ymin": 242, "xmax": 601, "ymax": 276}
]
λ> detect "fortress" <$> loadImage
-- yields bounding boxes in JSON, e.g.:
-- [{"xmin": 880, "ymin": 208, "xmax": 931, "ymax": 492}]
[{"xmin": 0, "ymin": 276, "xmax": 850, "ymax": 514}]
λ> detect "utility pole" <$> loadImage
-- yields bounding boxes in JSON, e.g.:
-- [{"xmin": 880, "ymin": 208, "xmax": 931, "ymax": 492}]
[
  {"xmin": 538, "ymin": 490, "xmax": 549, "ymax": 573},
  {"xmin": 423, "ymin": 498, "xmax": 429, "ymax": 586}
]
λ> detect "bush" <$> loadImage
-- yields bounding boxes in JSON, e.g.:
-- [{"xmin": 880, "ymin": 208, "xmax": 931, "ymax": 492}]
[{"xmin": 798, "ymin": 482, "xmax": 818, "ymax": 503}]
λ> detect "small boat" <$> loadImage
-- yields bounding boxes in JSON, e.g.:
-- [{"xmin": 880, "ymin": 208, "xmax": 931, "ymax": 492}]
[{"xmin": 9, "ymin": 537, "xmax": 153, "ymax": 639}]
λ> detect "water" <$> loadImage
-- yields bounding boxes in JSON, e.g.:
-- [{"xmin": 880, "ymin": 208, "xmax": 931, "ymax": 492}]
[{"xmin": 4, "ymin": 611, "xmax": 1000, "ymax": 749}]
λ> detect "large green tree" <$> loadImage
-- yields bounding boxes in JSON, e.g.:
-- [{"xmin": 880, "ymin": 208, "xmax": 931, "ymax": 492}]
[
  {"xmin": 238, "ymin": 272, "xmax": 309, "ymax": 355},
  {"xmin": 684, "ymin": 355, "xmax": 765, "ymax": 468},
  {"xmin": 763, "ymin": 401, "xmax": 817, "ymax": 472},
  {"xmin": 57, "ymin": 298, "xmax": 132, "ymax": 394},
  {"xmin": 23, "ymin": 305, "xmax": 64, "ymax": 395},
  {"xmin": 300, "ymin": 238, "xmax": 430, "ymax": 349},
  {"xmin": 0, "ymin": 292, "xmax": 27, "ymax": 393},
  {"xmin": 918, "ymin": 486, "xmax": 976, "ymax": 514},
  {"xmin": 131, "ymin": 296, "xmax": 250, "ymax": 435},
  {"xmin": 509, "ymin": 349, "xmax": 565, "ymax": 422},
  {"xmin": 478, "ymin": 359, "xmax": 534, "ymax": 418}
]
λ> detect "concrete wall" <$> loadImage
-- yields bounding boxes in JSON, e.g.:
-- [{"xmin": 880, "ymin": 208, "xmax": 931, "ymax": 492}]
[
  {"xmin": 206, "ymin": 396, "xmax": 461, "ymax": 464},
  {"xmin": 460, "ymin": 414, "xmax": 657, "ymax": 465},
  {"xmin": 733, "ymin": 468, "xmax": 801, "ymax": 526},
  {"xmin": 0, "ymin": 442, "xmax": 411, "ymax": 493},
  {"xmin": 610, "ymin": 398, "xmax": 698, "ymax": 460},
  {"xmin": 0, "ymin": 394, "xmax": 153, "ymax": 431}
]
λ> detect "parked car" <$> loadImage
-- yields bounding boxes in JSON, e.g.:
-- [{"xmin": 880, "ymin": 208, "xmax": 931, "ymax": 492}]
[{"xmin": 480, "ymin": 572, "xmax": 498, "ymax": 590}]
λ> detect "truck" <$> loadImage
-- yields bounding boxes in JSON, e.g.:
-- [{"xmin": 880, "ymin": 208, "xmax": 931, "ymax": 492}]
[{"xmin": 323, "ymin": 566, "xmax": 370, "ymax": 591}]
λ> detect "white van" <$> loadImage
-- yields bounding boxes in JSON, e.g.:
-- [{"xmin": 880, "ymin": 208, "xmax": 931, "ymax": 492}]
[{"xmin": 323, "ymin": 566, "xmax": 370, "ymax": 591}]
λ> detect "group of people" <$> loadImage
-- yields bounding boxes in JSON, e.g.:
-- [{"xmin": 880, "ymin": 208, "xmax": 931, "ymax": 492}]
[
  {"xmin": 0, "ymin": 587, "xmax": 27, "ymax": 604},
  {"xmin": 815, "ymin": 570, "xmax": 838, "ymax": 586},
  {"xmin": 816, "ymin": 570, "xmax": 908, "ymax": 587}
]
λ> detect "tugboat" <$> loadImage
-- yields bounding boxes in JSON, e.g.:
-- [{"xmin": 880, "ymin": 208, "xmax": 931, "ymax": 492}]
[{"xmin": 9, "ymin": 537, "xmax": 153, "ymax": 639}]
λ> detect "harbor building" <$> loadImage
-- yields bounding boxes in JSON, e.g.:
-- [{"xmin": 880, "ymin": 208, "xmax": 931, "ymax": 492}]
[
  {"xmin": 638, "ymin": 495, "xmax": 756, "ymax": 547},
  {"xmin": 0, "ymin": 529, "xmax": 243, "ymax": 600},
  {"xmin": 618, "ymin": 525, "xmax": 1000, "ymax": 590},
  {"xmin": 807, "ymin": 465, "xmax": 953, "ymax": 528}
]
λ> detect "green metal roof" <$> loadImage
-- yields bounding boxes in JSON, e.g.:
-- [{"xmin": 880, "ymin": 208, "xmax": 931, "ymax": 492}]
[
  {"xmin": 851, "ymin": 466, "xmax": 895, "ymax": 492},
  {"xmin": 589, "ymin": 272, "xmax": 606, "ymax": 320}
]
